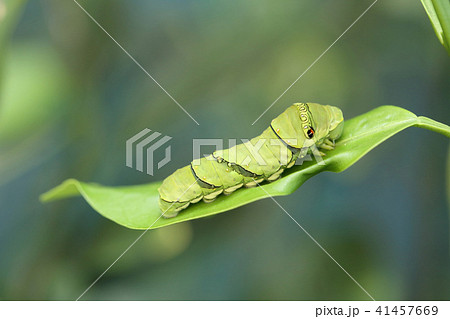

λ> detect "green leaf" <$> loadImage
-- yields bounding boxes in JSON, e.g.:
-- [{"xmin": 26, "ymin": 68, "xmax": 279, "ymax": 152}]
[
  {"xmin": 421, "ymin": 0, "xmax": 450, "ymax": 53},
  {"xmin": 40, "ymin": 106, "xmax": 450, "ymax": 230}
]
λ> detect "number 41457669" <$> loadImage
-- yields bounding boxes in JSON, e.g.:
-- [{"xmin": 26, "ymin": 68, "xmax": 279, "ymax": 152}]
[{"xmin": 376, "ymin": 306, "xmax": 438, "ymax": 316}]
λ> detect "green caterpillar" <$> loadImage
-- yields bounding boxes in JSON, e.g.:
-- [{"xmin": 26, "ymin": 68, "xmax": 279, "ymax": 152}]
[{"xmin": 158, "ymin": 102, "xmax": 344, "ymax": 218}]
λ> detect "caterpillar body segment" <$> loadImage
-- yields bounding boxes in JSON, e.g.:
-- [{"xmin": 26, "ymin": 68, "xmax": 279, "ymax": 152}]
[
  {"xmin": 213, "ymin": 126, "xmax": 295, "ymax": 178},
  {"xmin": 158, "ymin": 103, "xmax": 344, "ymax": 218}
]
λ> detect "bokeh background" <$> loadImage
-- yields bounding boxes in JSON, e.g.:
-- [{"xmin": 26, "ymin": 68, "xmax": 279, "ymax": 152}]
[{"xmin": 0, "ymin": 0, "xmax": 449, "ymax": 300}]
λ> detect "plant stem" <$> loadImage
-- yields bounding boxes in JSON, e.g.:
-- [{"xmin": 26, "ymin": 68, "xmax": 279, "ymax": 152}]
[{"xmin": 416, "ymin": 116, "xmax": 450, "ymax": 137}]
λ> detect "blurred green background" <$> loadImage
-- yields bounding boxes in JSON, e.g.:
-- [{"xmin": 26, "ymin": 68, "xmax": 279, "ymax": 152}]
[{"xmin": 0, "ymin": 0, "xmax": 449, "ymax": 300}]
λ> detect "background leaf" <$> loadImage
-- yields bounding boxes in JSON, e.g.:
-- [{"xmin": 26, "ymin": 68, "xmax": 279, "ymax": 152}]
[
  {"xmin": 41, "ymin": 105, "xmax": 450, "ymax": 230},
  {"xmin": 421, "ymin": 0, "xmax": 450, "ymax": 53}
]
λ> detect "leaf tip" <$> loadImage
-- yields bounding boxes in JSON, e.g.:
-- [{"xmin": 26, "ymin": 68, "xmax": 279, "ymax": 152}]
[{"xmin": 40, "ymin": 178, "xmax": 83, "ymax": 203}]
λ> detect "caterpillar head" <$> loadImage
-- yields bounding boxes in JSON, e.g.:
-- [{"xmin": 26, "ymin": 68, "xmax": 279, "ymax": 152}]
[
  {"xmin": 271, "ymin": 102, "xmax": 344, "ymax": 149},
  {"xmin": 306, "ymin": 102, "xmax": 344, "ymax": 144}
]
